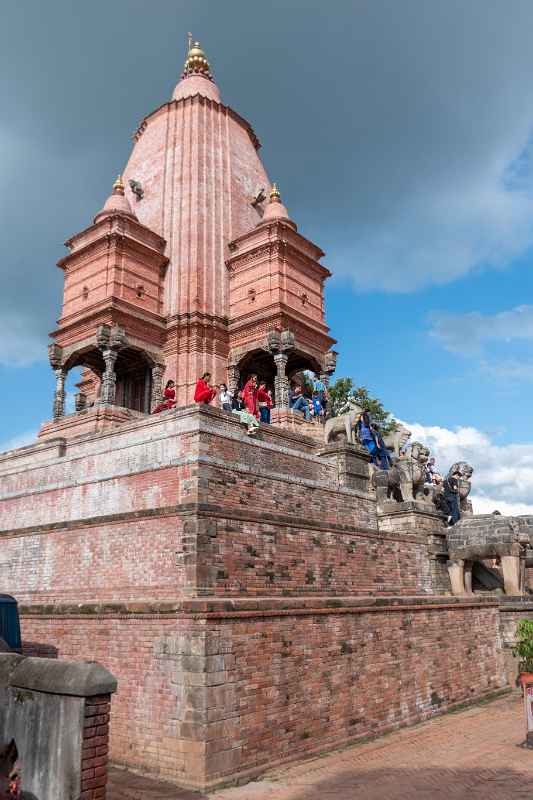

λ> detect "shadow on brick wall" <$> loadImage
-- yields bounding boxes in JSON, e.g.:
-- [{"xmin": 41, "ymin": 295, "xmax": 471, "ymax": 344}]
[{"xmin": 21, "ymin": 642, "xmax": 58, "ymax": 659}]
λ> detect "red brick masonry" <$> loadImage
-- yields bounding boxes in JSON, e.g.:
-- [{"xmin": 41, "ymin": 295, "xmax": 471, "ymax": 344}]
[
  {"xmin": 20, "ymin": 596, "xmax": 506, "ymax": 790},
  {"xmin": 81, "ymin": 694, "xmax": 112, "ymax": 800}
]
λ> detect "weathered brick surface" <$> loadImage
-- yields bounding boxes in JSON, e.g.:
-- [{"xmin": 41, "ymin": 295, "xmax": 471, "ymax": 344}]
[
  {"xmin": 20, "ymin": 597, "xmax": 505, "ymax": 789},
  {"xmin": 81, "ymin": 695, "xmax": 112, "ymax": 800},
  {"xmin": 0, "ymin": 408, "xmax": 507, "ymax": 789}
]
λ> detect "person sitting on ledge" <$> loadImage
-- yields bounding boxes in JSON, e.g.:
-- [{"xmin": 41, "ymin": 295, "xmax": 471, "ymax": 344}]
[
  {"xmin": 257, "ymin": 380, "xmax": 272, "ymax": 424},
  {"xmin": 242, "ymin": 374, "xmax": 259, "ymax": 419},
  {"xmin": 218, "ymin": 383, "xmax": 233, "ymax": 412},
  {"xmin": 152, "ymin": 379, "xmax": 176, "ymax": 414},
  {"xmin": 194, "ymin": 372, "xmax": 216, "ymax": 405},
  {"xmin": 231, "ymin": 379, "xmax": 260, "ymax": 436},
  {"xmin": 289, "ymin": 383, "xmax": 311, "ymax": 420}
]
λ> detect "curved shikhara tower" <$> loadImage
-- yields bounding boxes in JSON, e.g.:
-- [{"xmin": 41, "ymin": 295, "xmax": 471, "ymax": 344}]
[{"xmin": 45, "ymin": 40, "xmax": 336, "ymax": 427}]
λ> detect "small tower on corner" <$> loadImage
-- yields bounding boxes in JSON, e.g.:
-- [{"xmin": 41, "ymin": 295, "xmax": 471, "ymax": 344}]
[{"xmin": 43, "ymin": 175, "xmax": 168, "ymax": 434}]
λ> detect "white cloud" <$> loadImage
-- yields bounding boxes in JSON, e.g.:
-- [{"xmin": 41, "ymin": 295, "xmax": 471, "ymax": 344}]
[
  {"xmin": 429, "ymin": 305, "xmax": 533, "ymax": 355},
  {"xmin": 0, "ymin": 429, "xmax": 38, "ymax": 454},
  {"xmin": 403, "ymin": 420, "xmax": 533, "ymax": 515}
]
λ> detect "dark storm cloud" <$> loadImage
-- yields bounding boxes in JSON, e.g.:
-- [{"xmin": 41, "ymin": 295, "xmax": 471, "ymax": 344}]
[{"xmin": 3, "ymin": 0, "xmax": 533, "ymax": 363}]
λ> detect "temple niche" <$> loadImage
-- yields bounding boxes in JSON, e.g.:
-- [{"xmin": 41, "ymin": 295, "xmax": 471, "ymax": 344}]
[{"xmin": 38, "ymin": 41, "xmax": 336, "ymax": 439}]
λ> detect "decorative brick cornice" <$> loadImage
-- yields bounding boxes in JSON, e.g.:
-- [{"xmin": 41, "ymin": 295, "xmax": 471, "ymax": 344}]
[{"xmin": 133, "ymin": 94, "xmax": 261, "ymax": 150}]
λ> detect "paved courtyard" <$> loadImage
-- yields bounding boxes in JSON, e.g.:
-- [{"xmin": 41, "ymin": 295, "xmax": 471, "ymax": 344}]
[{"xmin": 108, "ymin": 692, "xmax": 533, "ymax": 799}]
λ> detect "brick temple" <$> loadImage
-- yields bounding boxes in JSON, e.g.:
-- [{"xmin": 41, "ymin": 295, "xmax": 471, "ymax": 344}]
[{"xmin": 0, "ymin": 39, "xmax": 525, "ymax": 792}]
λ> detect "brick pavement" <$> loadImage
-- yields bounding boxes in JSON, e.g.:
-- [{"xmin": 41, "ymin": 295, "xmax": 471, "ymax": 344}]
[{"xmin": 108, "ymin": 692, "xmax": 533, "ymax": 799}]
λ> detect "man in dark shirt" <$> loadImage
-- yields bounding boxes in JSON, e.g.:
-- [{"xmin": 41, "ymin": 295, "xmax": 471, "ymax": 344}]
[{"xmin": 443, "ymin": 468, "xmax": 461, "ymax": 526}]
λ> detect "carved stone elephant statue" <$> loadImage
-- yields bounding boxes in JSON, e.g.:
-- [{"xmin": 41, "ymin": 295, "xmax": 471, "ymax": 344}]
[
  {"xmin": 446, "ymin": 514, "xmax": 533, "ymax": 596},
  {"xmin": 324, "ymin": 405, "xmax": 363, "ymax": 446},
  {"xmin": 372, "ymin": 441, "xmax": 430, "ymax": 505}
]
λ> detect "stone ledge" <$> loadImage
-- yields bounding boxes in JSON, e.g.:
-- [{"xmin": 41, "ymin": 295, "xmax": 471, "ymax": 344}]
[
  {"xmin": 19, "ymin": 594, "xmax": 497, "ymax": 619},
  {"xmin": 7, "ymin": 655, "xmax": 117, "ymax": 697}
]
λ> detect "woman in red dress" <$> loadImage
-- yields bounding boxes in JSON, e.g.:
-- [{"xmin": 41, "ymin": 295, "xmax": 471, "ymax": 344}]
[
  {"xmin": 152, "ymin": 380, "xmax": 176, "ymax": 414},
  {"xmin": 242, "ymin": 374, "xmax": 259, "ymax": 419},
  {"xmin": 194, "ymin": 372, "xmax": 217, "ymax": 405}
]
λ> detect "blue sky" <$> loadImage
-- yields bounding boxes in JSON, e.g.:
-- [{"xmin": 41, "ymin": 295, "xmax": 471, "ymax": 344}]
[{"xmin": 1, "ymin": 0, "xmax": 532, "ymax": 510}]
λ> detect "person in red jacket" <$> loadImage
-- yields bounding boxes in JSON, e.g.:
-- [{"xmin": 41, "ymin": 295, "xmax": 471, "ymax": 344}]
[
  {"xmin": 257, "ymin": 380, "xmax": 272, "ymax": 424},
  {"xmin": 194, "ymin": 372, "xmax": 216, "ymax": 404},
  {"xmin": 152, "ymin": 379, "xmax": 176, "ymax": 414},
  {"xmin": 242, "ymin": 374, "xmax": 259, "ymax": 419}
]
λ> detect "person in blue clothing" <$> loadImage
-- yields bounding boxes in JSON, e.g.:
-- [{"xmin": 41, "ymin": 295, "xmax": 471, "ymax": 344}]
[
  {"xmin": 289, "ymin": 384, "xmax": 311, "ymax": 420},
  {"xmin": 356, "ymin": 411, "xmax": 390, "ymax": 469}
]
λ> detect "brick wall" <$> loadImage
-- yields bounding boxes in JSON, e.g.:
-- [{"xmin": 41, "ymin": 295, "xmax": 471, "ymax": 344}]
[
  {"xmin": 19, "ymin": 597, "xmax": 506, "ymax": 790},
  {"xmin": 80, "ymin": 695, "xmax": 112, "ymax": 800}
]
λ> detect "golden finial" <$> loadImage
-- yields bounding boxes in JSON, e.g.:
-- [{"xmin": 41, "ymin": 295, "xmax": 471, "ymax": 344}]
[
  {"xmin": 112, "ymin": 174, "xmax": 125, "ymax": 194},
  {"xmin": 183, "ymin": 37, "xmax": 211, "ymax": 77},
  {"xmin": 270, "ymin": 182, "xmax": 281, "ymax": 201},
  {"xmin": 187, "ymin": 32, "xmax": 193, "ymax": 51}
]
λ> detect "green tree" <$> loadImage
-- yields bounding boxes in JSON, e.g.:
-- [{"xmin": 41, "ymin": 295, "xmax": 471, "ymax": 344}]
[{"xmin": 328, "ymin": 378, "xmax": 397, "ymax": 434}]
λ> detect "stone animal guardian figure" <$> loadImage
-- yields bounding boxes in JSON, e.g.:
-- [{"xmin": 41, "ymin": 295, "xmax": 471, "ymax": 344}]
[
  {"xmin": 382, "ymin": 423, "xmax": 411, "ymax": 457},
  {"xmin": 446, "ymin": 513, "xmax": 531, "ymax": 596},
  {"xmin": 323, "ymin": 405, "xmax": 363, "ymax": 446},
  {"xmin": 373, "ymin": 441, "xmax": 431, "ymax": 506}
]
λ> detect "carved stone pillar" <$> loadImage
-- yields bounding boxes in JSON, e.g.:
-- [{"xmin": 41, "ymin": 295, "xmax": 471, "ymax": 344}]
[
  {"xmin": 100, "ymin": 349, "xmax": 118, "ymax": 405},
  {"xmin": 150, "ymin": 363, "xmax": 165, "ymax": 411},
  {"xmin": 74, "ymin": 392, "xmax": 87, "ymax": 412},
  {"xmin": 53, "ymin": 368, "xmax": 66, "ymax": 420},
  {"xmin": 273, "ymin": 353, "xmax": 289, "ymax": 408},
  {"xmin": 227, "ymin": 365, "xmax": 240, "ymax": 397}
]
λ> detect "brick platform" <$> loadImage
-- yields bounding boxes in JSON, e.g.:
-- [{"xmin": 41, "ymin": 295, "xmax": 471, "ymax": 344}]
[{"xmin": 0, "ymin": 406, "xmax": 510, "ymax": 789}]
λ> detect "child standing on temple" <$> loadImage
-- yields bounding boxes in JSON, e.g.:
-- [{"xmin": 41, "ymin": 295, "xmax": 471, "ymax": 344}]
[{"xmin": 257, "ymin": 381, "xmax": 272, "ymax": 423}]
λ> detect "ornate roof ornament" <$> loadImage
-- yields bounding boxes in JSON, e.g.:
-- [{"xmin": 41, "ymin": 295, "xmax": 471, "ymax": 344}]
[
  {"xmin": 270, "ymin": 182, "xmax": 281, "ymax": 201},
  {"xmin": 258, "ymin": 182, "xmax": 297, "ymax": 230},
  {"xmin": 182, "ymin": 36, "xmax": 213, "ymax": 80},
  {"xmin": 112, "ymin": 175, "xmax": 125, "ymax": 194},
  {"xmin": 94, "ymin": 175, "xmax": 137, "ymax": 223}
]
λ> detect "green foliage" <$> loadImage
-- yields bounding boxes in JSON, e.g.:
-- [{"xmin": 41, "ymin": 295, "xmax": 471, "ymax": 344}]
[
  {"xmin": 512, "ymin": 619, "xmax": 533, "ymax": 673},
  {"xmin": 328, "ymin": 378, "xmax": 397, "ymax": 434}
]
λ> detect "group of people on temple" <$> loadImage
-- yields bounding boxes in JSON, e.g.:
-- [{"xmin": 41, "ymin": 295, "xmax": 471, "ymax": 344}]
[
  {"xmin": 152, "ymin": 371, "xmax": 328, "ymax": 435},
  {"xmin": 152, "ymin": 372, "xmax": 463, "ymax": 526}
]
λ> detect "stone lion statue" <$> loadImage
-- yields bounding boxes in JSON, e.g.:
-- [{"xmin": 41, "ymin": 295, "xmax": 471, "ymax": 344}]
[
  {"xmin": 382, "ymin": 423, "xmax": 411, "ymax": 457},
  {"xmin": 324, "ymin": 405, "xmax": 363, "ymax": 446},
  {"xmin": 373, "ymin": 441, "xmax": 430, "ymax": 506}
]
